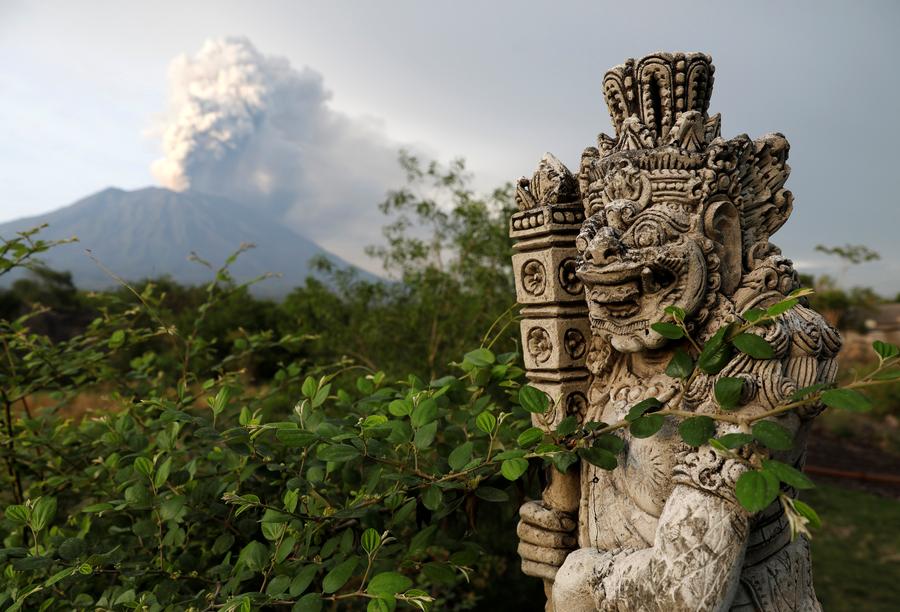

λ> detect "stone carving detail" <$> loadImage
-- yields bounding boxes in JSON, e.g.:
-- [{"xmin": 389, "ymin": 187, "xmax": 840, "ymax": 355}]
[
  {"xmin": 564, "ymin": 329, "xmax": 587, "ymax": 360},
  {"xmin": 566, "ymin": 392, "xmax": 588, "ymax": 420},
  {"xmin": 522, "ymin": 259, "xmax": 547, "ymax": 296},
  {"xmin": 527, "ymin": 327, "xmax": 553, "ymax": 363},
  {"xmin": 559, "ymin": 258, "xmax": 583, "ymax": 295},
  {"xmin": 510, "ymin": 51, "xmax": 840, "ymax": 611}
]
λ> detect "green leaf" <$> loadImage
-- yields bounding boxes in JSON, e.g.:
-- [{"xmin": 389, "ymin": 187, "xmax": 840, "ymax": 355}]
[
  {"xmin": 237, "ymin": 540, "xmax": 269, "ymax": 572},
  {"xmin": 664, "ymin": 305, "xmax": 686, "ymax": 320},
  {"xmin": 276, "ymin": 428, "xmax": 317, "ymax": 447},
  {"xmin": 316, "ymin": 444, "xmax": 361, "ymax": 462},
  {"xmin": 212, "ymin": 533, "xmax": 235, "ymax": 557},
  {"xmin": 717, "ymin": 433, "xmax": 754, "ymax": 449},
  {"xmin": 81, "ymin": 502, "xmax": 114, "ymax": 514},
  {"xmin": 44, "ymin": 566, "xmax": 76, "ymax": 588},
  {"xmin": 665, "ymin": 348, "xmax": 693, "ymax": 380},
  {"xmin": 114, "ymin": 589, "xmax": 136, "ymax": 606},
  {"xmin": 368, "ymin": 571, "xmax": 413, "ymax": 595},
  {"xmin": 133, "ymin": 457, "xmax": 153, "ymax": 479},
  {"xmin": 267, "ymin": 575, "xmax": 291, "ymax": 596},
  {"xmin": 593, "ymin": 433, "xmax": 625, "ymax": 454},
  {"xmin": 356, "ymin": 377, "xmax": 375, "ymax": 395},
  {"xmin": 153, "ymin": 457, "xmax": 172, "ymax": 489},
  {"xmin": 517, "ymin": 427, "xmax": 544, "ymax": 448},
  {"xmin": 494, "ymin": 449, "xmax": 527, "ymax": 460},
  {"xmin": 650, "ymin": 322, "xmax": 684, "ymax": 339},
  {"xmin": 293, "ymin": 593, "xmax": 323, "ymax": 612},
  {"xmin": 302, "ymin": 376, "xmax": 317, "ymax": 399},
  {"xmin": 322, "ymin": 557, "xmax": 359, "ymax": 593},
  {"xmin": 519, "ymin": 385, "xmax": 550, "ymax": 414},
  {"xmin": 4, "ymin": 504, "xmax": 30, "ymax": 525},
  {"xmin": 410, "ymin": 399, "xmax": 438, "ymax": 428},
  {"xmin": 448, "ymin": 442, "xmax": 474, "ymax": 471},
  {"xmin": 874, "ymin": 340, "xmax": 900, "ymax": 360},
  {"xmin": 577, "ymin": 447, "xmax": 617, "ymax": 470},
  {"xmin": 108, "ymin": 329, "xmax": 126, "ymax": 349},
  {"xmin": 789, "ymin": 383, "xmax": 831, "ymax": 401},
  {"xmin": 159, "ymin": 495, "xmax": 186, "ymax": 521},
  {"xmin": 752, "ymin": 420, "xmax": 794, "ymax": 451},
  {"xmin": 501, "ymin": 458, "xmax": 530, "ymax": 481},
  {"xmin": 361, "ymin": 529, "xmax": 380, "ymax": 554},
  {"xmin": 555, "ymin": 415, "xmax": 578, "ymax": 437},
  {"xmin": 367, "ymin": 598, "xmax": 392, "ymax": 612},
  {"xmin": 31, "ymin": 497, "xmax": 56, "ymax": 532},
  {"xmin": 261, "ymin": 511, "xmax": 287, "ymax": 541},
  {"xmin": 282, "ymin": 489, "xmax": 300, "ymax": 512},
  {"xmin": 211, "ymin": 387, "xmax": 230, "ymax": 416},
  {"xmin": 464, "ymin": 348, "xmax": 495, "ymax": 368},
  {"xmin": 422, "ymin": 486, "xmax": 443, "ymax": 511},
  {"xmin": 474, "ymin": 486, "xmax": 508, "ymax": 503},
  {"xmin": 762, "ymin": 459, "xmax": 814, "ymax": 490},
  {"xmin": 58, "ymin": 537, "xmax": 86, "ymax": 561},
  {"xmin": 629, "ymin": 414, "xmax": 664, "ymax": 438},
  {"xmin": 413, "ymin": 421, "xmax": 438, "ymax": 449},
  {"xmin": 714, "ymin": 377, "xmax": 744, "ymax": 410},
  {"xmin": 821, "ymin": 389, "xmax": 872, "ymax": 412},
  {"xmin": 793, "ymin": 500, "xmax": 822, "ymax": 529},
  {"xmin": 276, "ymin": 536, "xmax": 296, "ymax": 563},
  {"xmin": 874, "ymin": 369, "xmax": 900, "ymax": 381},
  {"xmin": 388, "ymin": 399, "xmax": 413, "ymax": 417},
  {"xmin": 289, "ymin": 564, "xmax": 319, "ymax": 597},
  {"xmin": 735, "ymin": 470, "xmax": 780, "ymax": 513},
  {"xmin": 741, "ymin": 308, "xmax": 765, "ymax": 323},
  {"xmin": 625, "ymin": 398, "xmax": 662, "ymax": 422},
  {"xmin": 678, "ymin": 416, "xmax": 715, "ymax": 447},
  {"xmin": 733, "ymin": 333, "xmax": 775, "ymax": 359},
  {"xmin": 697, "ymin": 326, "xmax": 733, "ymax": 374},
  {"xmin": 424, "ymin": 561, "xmax": 457, "ymax": 584},
  {"xmin": 362, "ymin": 414, "xmax": 390, "ymax": 429},
  {"xmin": 543, "ymin": 449, "xmax": 575, "ymax": 473},
  {"xmin": 766, "ymin": 297, "xmax": 799, "ymax": 317},
  {"xmin": 311, "ymin": 385, "xmax": 330, "ymax": 408},
  {"xmin": 475, "ymin": 411, "xmax": 496, "ymax": 435}
]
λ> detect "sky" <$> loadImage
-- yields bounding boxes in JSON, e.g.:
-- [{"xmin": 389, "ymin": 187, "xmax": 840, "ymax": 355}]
[{"xmin": 1, "ymin": 0, "xmax": 898, "ymax": 293}]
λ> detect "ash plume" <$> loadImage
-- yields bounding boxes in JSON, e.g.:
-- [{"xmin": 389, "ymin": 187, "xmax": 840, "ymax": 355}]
[{"xmin": 150, "ymin": 37, "xmax": 403, "ymax": 268}]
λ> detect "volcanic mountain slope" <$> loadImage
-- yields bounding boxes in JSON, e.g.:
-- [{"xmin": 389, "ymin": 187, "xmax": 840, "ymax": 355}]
[{"xmin": 0, "ymin": 187, "xmax": 363, "ymax": 297}]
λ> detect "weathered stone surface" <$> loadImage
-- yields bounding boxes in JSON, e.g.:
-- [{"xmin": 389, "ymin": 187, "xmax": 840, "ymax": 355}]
[{"xmin": 510, "ymin": 52, "xmax": 840, "ymax": 611}]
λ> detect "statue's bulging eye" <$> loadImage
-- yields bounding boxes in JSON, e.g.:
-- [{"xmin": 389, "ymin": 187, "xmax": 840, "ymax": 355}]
[{"xmin": 631, "ymin": 220, "xmax": 665, "ymax": 248}]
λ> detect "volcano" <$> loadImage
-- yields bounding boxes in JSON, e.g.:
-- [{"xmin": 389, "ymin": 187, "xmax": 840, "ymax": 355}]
[{"xmin": 0, "ymin": 187, "xmax": 365, "ymax": 297}]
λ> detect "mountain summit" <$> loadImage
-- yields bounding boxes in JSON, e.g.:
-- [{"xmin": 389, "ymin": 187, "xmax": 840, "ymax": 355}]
[{"xmin": 0, "ymin": 187, "xmax": 363, "ymax": 297}]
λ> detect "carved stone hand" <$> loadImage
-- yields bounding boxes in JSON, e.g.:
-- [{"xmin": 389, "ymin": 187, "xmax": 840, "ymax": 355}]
[{"xmin": 517, "ymin": 500, "xmax": 578, "ymax": 581}]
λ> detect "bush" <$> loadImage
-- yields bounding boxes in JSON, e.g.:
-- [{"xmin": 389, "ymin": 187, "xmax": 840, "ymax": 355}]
[{"xmin": 0, "ymin": 232, "xmax": 547, "ymax": 611}]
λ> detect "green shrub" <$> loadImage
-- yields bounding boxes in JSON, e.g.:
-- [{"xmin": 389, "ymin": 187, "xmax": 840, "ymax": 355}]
[{"xmin": 2, "ymin": 227, "xmax": 898, "ymax": 611}]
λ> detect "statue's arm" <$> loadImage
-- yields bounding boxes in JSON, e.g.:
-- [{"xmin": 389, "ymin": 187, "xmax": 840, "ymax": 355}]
[
  {"xmin": 554, "ymin": 481, "xmax": 749, "ymax": 612},
  {"xmin": 552, "ymin": 437, "xmax": 753, "ymax": 612}
]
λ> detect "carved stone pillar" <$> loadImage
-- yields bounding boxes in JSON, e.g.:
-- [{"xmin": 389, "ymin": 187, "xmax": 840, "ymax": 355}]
[
  {"xmin": 511, "ymin": 198, "xmax": 589, "ymax": 430},
  {"xmin": 510, "ymin": 159, "xmax": 588, "ymax": 609}
]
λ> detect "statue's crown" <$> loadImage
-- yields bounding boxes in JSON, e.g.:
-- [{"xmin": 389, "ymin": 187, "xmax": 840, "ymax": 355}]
[
  {"xmin": 582, "ymin": 51, "xmax": 794, "ymax": 255},
  {"xmin": 603, "ymin": 52, "xmax": 715, "ymax": 144}
]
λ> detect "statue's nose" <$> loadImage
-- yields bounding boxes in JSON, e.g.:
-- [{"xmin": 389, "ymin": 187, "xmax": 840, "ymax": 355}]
[{"xmin": 584, "ymin": 228, "xmax": 624, "ymax": 265}]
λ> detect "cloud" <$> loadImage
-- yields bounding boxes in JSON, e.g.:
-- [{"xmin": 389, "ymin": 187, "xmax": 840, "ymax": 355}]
[{"xmin": 150, "ymin": 37, "xmax": 404, "ymax": 269}]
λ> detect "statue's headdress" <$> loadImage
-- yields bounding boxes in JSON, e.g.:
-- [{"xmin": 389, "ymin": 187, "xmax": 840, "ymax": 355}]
[{"xmin": 579, "ymin": 52, "xmax": 794, "ymax": 267}]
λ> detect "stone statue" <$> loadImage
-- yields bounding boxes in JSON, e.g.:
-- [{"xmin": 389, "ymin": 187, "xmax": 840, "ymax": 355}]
[{"xmin": 509, "ymin": 52, "xmax": 841, "ymax": 611}]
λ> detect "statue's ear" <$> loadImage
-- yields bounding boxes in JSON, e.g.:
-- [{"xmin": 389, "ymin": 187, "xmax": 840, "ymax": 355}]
[{"xmin": 704, "ymin": 200, "xmax": 741, "ymax": 295}]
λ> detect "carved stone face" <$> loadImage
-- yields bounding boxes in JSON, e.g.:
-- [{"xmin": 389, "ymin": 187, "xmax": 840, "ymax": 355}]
[{"xmin": 575, "ymin": 198, "xmax": 708, "ymax": 353}]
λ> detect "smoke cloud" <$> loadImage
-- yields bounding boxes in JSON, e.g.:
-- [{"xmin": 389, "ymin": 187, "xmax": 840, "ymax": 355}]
[{"xmin": 150, "ymin": 37, "xmax": 404, "ymax": 269}]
